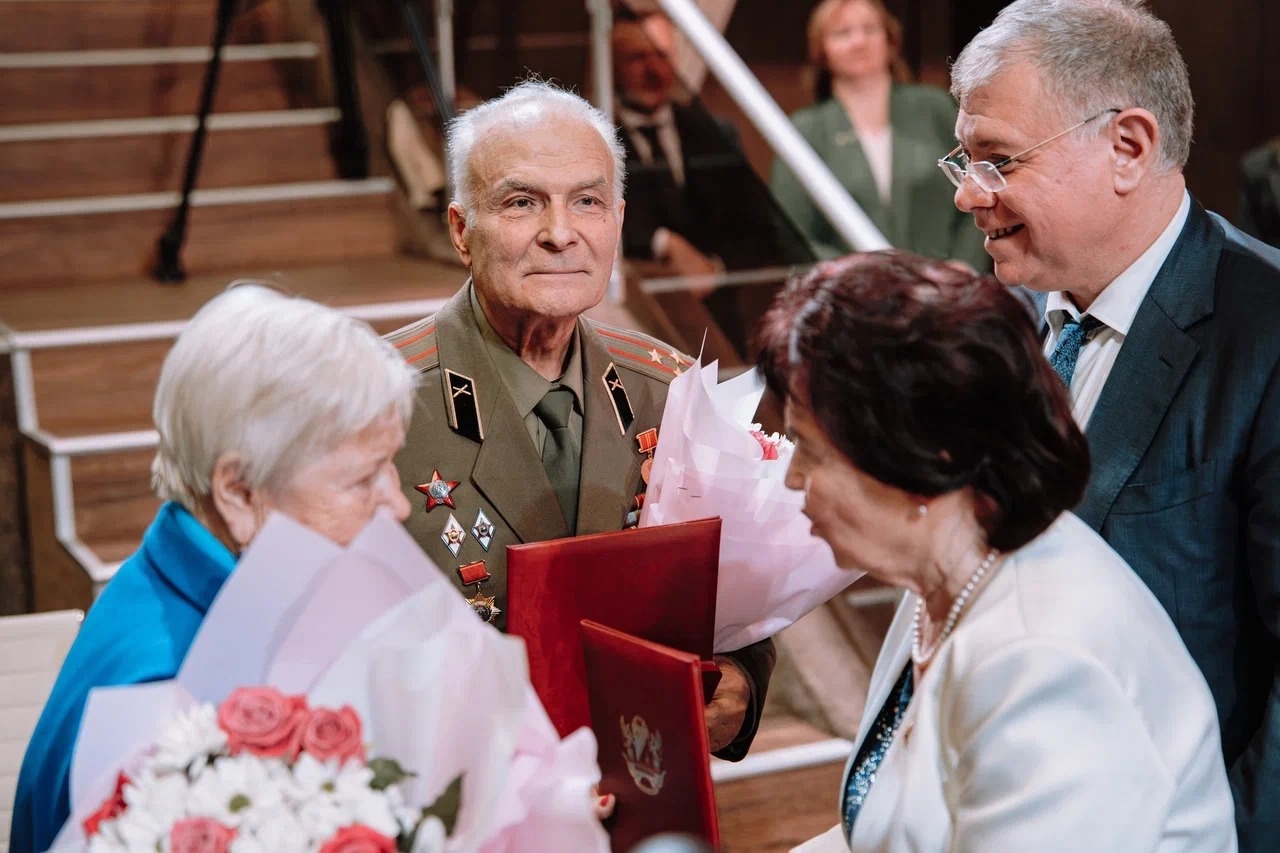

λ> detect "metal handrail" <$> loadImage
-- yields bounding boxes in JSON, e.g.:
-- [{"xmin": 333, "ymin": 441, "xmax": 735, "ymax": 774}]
[
  {"xmin": 655, "ymin": 0, "xmax": 890, "ymax": 253},
  {"xmin": 711, "ymin": 736, "xmax": 852, "ymax": 783},
  {"xmin": 0, "ymin": 298, "xmax": 449, "ymax": 354}
]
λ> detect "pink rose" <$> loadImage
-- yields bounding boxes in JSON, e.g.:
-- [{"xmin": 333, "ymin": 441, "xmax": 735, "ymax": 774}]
[
  {"xmin": 299, "ymin": 705, "xmax": 365, "ymax": 764},
  {"xmin": 319, "ymin": 824, "xmax": 397, "ymax": 853},
  {"xmin": 82, "ymin": 771, "xmax": 129, "ymax": 836},
  {"xmin": 749, "ymin": 429, "xmax": 780, "ymax": 461},
  {"xmin": 217, "ymin": 686, "xmax": 308, "ymax": 759},
  {"xmin": 170, "ymin": 818, "xmax": 236, "ymax": 853}
]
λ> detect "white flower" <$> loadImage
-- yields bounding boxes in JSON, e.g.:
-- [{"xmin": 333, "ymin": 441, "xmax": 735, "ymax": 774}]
[
  {"xmin": 151, "ymin": 703, "xmax": 228, "ymax": 776},
  {"xmin": 287, "ymin": 757, "xmax": 400, "ymax": 842},
  {"xmin": 231, "ymin": 807, "xmax": 312, "ymax": 853},
  {"xmin": 332, "ymin": 766, "xmax": 399, "ymax": 838},
  {"xmin": 185, "ymin": 753, "xmax": 288, "ymax": 827},
  {"xmin": 123, "ymin": 770, "xmax": 190, "ymax": 829},
  {"xmin": 108, "ymin": 802, "xmax": 169, "ymax": 852},
  {"xmin": 411, "ymin": 816, "xmax": 447, "ymax": 853}
]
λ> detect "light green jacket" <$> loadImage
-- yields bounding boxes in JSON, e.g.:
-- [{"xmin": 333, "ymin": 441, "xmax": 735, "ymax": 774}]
[{"xmin": 770, "ymin": 83, "xmax": 990, "ymax": 271}]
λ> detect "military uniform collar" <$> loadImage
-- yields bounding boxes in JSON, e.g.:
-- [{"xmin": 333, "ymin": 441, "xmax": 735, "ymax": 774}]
[{"xmin": 468, "ymin": 284, "xmax": 585, "ymax": 417}]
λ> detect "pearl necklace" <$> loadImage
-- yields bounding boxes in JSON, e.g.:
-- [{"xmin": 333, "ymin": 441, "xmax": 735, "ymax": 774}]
[{"xmin": 911, "ymin": 548, "xmax": 1000, "ymax": 666}]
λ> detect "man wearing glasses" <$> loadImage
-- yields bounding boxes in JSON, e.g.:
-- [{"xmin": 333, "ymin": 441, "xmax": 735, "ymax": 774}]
[{"xmin": 944, "ymin": 0, "xmax": 1280, "ymax": 847}]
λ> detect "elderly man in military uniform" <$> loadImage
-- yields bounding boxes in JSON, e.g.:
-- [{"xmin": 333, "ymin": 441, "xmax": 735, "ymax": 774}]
[{"xmin": 386, "ymin": 81, "xmax": 773, "ymax": 758}]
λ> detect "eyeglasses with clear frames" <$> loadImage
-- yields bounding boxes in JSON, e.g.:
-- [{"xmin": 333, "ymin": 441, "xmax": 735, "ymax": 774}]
[{"xmin": 938, "ymin": 108, "xmax": 1123, "ymax": 194}]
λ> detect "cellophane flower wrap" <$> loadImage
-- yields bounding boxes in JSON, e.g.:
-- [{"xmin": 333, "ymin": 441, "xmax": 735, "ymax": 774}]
[
  {"xmin": 639, "ymin": 360, "xmax": 862, "ymax": 651},
  {"xmin": 53, "ymin": 512, "xmax": 608, "ymax": 853}
]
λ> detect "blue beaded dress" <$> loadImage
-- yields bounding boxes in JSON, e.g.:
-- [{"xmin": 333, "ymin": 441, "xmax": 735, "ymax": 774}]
[{"xmin": 842, "ymin": 663, "xmax": 914, "ymax": 840}]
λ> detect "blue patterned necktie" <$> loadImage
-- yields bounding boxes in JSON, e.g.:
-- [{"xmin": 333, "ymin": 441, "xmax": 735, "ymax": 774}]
[
  {"xmin": 843, "ymin": 664, "xmax": 914, "ymax": 838},
  {"xmin": 1048, "ymin": 314, "xmax": 1104, "ymax": 386}
]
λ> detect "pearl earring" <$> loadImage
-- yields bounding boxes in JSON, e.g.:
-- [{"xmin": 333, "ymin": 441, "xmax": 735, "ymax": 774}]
[{"xmin": 917, "ymin": 504, "xmax": 928, "ymax": 518}]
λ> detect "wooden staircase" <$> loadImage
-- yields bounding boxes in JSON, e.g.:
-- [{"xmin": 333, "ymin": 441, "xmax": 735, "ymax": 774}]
[
  {"xmin": 0, "ymin": 4, "xmax": 878, "ymax": 848},
  {"xmin": 0, "ymin": 0, "xmax": 472, "ymax": 612}
]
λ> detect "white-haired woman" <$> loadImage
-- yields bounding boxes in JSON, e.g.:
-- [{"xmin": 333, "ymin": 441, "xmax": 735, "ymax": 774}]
[{"xmin": 11, "ymin": 284, "xmax": 417, "ymax": 853}]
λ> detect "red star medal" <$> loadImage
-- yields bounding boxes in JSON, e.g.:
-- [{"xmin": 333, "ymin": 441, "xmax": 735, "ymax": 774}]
[{"xmin": 415, "ymin": 469, "xmax": 460, "ymax": 511}]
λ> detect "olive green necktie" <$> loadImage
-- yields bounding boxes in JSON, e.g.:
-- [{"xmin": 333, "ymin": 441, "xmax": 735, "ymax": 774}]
[{"xmin": 534, "ymin": 386, "xmax": 580, "ymax": 533}]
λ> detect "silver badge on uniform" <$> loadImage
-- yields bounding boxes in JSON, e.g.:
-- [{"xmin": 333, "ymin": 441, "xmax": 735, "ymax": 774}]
[
  {"xmin": 471, "ymin": 509, "xmax": 495, "ymax": 552},
  {"xmin": 440, "ymin": 513, "xmax": 467, "ymax": 556}
]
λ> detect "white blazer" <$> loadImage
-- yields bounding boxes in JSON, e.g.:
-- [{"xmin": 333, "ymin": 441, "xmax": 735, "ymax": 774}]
[{"xmin": 795, "ymin": 513, "xmax": 1236, "ymax": 853}]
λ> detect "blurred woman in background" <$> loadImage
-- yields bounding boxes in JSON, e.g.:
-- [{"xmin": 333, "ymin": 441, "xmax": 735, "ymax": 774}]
[{"xmin": 770, "ymin": 0, "xmax": 988, "ymax": 270}]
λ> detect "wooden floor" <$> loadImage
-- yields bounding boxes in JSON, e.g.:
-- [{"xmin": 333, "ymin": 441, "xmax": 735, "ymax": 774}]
[{"xmin": 715, "ymin": 711, "xmax": 847, "ymax": 852}]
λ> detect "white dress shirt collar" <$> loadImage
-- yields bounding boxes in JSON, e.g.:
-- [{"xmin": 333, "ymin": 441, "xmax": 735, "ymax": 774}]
[{"xmin": 616, "ymin": 102, "xmax": 675, "ymax": 134}]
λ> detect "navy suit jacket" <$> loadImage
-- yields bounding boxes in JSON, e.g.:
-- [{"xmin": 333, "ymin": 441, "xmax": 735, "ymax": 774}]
[{"xmin": 1033, "ymin": 198, "xmax": 1280, "ymax": 849}]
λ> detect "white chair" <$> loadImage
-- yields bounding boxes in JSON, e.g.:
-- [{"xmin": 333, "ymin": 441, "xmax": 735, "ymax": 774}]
[{"xmin": 0, "ymin": 610, "xmax": 83, "ymax": 853}]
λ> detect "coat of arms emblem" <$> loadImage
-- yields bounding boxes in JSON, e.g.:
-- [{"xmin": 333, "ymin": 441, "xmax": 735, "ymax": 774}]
[{"xmin": 620, "ymin": 714, "xmax": 666, "ymax": 795}]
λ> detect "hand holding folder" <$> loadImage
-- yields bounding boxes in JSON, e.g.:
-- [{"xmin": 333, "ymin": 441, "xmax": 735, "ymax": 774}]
[
  {"xmin": 581, "ymin": 620, "xmax": 720, "ymax": 853},
  {"xmin": 507, "ymin": 517, "xmax": 723, "ymax": 738}
]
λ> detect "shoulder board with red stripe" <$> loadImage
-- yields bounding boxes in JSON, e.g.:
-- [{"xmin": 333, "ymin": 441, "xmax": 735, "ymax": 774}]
[
  {"xmin": 384, "ymin": 315, "xmax": 440, "ymax": 373},
  {"xmin": 589, "ymin": 320, "xmax": 692, "ymax": 384}
]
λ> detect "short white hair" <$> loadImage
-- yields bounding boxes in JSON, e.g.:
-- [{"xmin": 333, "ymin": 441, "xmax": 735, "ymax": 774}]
[
  {"xmin": 151, "ymin": 283, "xmax": 418, "ymax": 511},
  {"xmin": 446, "ymin": 79, "xmax": 627, "ymax": 221},
  {"xmin": 950, "ymin": 0, "xmax": 1193, "ymax": 172}
]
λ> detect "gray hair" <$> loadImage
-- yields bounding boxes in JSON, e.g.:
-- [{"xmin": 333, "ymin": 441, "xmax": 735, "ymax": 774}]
[
  {"xmin": 950, "ymin": 0, "xmax": 1193, "ymax": 172},
  {"xmin": 446, "ymin": 79, "xmax": 627, "ymax": 221},
  {"xmin": 151, "ymin": 283, "xmax": 418, "ymax": 512}
]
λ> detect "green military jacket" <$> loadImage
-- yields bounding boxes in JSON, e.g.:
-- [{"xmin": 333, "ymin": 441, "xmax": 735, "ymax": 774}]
[
  {"xmin": 387, "ymin": 283, "xmax": 689, "ymax": 627},
  {"xmin": 386, "ymin": 283, "xmax": 774, "ymax": 760}
]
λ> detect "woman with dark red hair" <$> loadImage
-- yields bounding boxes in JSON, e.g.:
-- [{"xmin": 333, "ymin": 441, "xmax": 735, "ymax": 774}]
[{"xmin": 762, "ymin": 251, "xmax": 1234, "ymax": 851}]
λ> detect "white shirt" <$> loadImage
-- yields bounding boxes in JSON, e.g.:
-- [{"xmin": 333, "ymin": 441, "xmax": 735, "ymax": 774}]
[
  {"xmin": 617, "ymin": 103, "xmax": 685, "ymax": 187},
  {"xmin": 857, "ymin": 125, "xmax": 894, "ymax": 203},
  {"xmin": 618, "ymin": 102, "xmax": 689, "ymax": 259},
  {"xmin": 1043, "ymin": 192, "xmax": 1191, "ymax": 428}
]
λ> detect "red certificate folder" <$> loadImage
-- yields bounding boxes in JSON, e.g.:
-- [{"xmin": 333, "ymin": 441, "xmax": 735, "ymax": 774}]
[
  {"xmin": 581, "ymin": 620, "xmax": 720, "ymax": 853},
  {"xmin": 507, "ymin": 517, "xmax": 721, "ymax": 737}
]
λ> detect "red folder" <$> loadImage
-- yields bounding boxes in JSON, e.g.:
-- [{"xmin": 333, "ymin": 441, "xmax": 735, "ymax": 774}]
[
  {"xmin": 581, "ymin": 620, "xmax": 720, "ymax": 853},
  {"xmin": 507, "ymin": 517, "xmax": 721, "ymax": 737}
]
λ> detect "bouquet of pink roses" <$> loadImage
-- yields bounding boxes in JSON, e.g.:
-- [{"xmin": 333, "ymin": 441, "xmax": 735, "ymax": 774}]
[
  {"xmin": 80, "ymin": 686, "xmax": 453, "ymax": 853},
  {"xmin": 55, "ymin": 512, "xmax": 609, "ymax": 853}
]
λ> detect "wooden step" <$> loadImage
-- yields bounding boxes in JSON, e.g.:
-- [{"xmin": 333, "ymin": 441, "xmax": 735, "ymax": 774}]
[
  {"xmin": 0, "ymin": 181, "xmax": 398, "ymax": 288},
  {"xmin": 28, "ymin": 313, "xmax": 431, "ymax": 439},
  {"xmin": 0, "ymin": 255, "xmax": 465, "ymax": 331},
  {"xmin": 0, "ymin": 112, "xmax": 343, "ymax": 202},
  {"xmin": 0, "ymin": 0, "xmax": 287, "ymax": 53},
  {"xmin": 385, "ymin": 45, "xmax": 589, "ymax": 103},
  {"xmin": 73, "ymin": 448, "xmax": 159, "ymax": 558},
  {"xmin": 0, "ymin": 48, "xmax": 323, "ymax": 124},
  {"xmin": 31, "ymin": 340, "xmax": 170, "ymax": 436},
  {"xmin": 716, "ymin": 711, "xmax": 847, "ymax": 851},
  {"xmin": 12, "ymin": 256, "xmax": 466, "ymax": 438}
]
